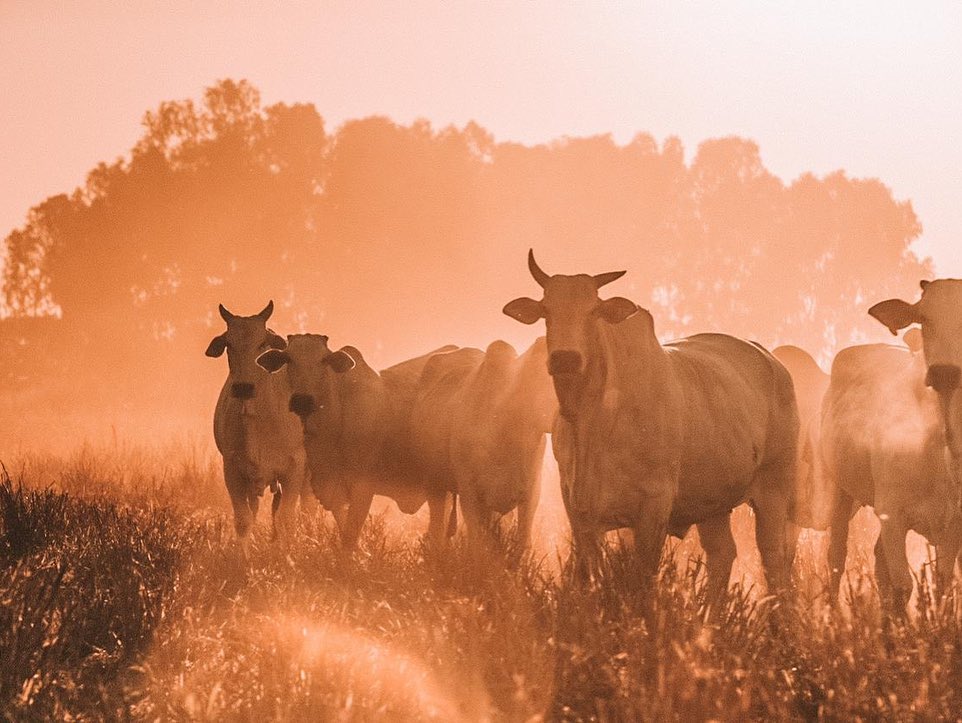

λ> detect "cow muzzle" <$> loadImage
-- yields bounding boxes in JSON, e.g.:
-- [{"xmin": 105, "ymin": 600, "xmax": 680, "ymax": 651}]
[
  {"xmin": 289, "ymin": 394, "xmax": 316, "ymax": 417},
  {"xmin": 231, "ymin": 382, "xmax": 256, "ymax": 400},
  {"xmin": 548, "ymin": 350, "xmax": 584, "ymax": 377},
  {"xmin": 926, "ymin": 364, "xmax": 961, "ymax": 395}
]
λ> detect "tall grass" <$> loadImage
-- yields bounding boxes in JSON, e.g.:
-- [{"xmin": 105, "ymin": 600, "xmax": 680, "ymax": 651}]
[{"xmin": 2, "ymin": 446, "xmax": 961, "ymax": 720}]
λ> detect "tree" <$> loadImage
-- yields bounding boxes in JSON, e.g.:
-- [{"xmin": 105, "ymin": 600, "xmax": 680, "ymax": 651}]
[{"xmin": 0, "ymin": 79, "xmax": 931, "ymax": 427}]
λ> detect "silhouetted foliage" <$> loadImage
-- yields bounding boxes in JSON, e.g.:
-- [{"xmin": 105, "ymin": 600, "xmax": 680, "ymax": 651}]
[{"xmin": 0, "ymin": 79, "xmax": 930, "ymax": 441}]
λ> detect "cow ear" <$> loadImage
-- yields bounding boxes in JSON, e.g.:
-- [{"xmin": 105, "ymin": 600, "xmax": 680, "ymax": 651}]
[
  {"xmin": 503, "ymin": 297, "xmax": 544, "ymax": 325},
  {"xmin": 267, "ymin": 330, "xmax": 287, "ymax": 350},
  {"xmin": 206, "ymin": 334, "xmax": 227, "ymax": 358},
  {"xmin": 256, "ymin": 349, "xmax": 290, "ymax": 373},
  {"xmin": 324, "ymin": 350, "xmax": 355, "ymax": 373},
  {"xmin": 868, "ymin": 299, "xmax": 921, "ymax": 335},
  {"xmin": 596, "ymin": 297, "xmax": 638, "ymax": 324},
  {"xmin": 903, "ymin": 327, "xmax": 923, "ymax": 352}
]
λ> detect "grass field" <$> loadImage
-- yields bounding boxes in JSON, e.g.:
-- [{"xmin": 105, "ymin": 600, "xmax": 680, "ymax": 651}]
[{"xmin": 2, "ymin": 440, "xmax": 961, "ymax": 721}]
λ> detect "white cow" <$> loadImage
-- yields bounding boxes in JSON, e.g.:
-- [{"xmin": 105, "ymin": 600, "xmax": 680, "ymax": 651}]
[
  {"xmin": 821, "ymin": 279, "xmax": 962, "ymax": 612},
  {"xmin": 504, "ymin": 251, "xmax": 799, "ymax": 598},
  {"xmin": 206, "ymin": 301, "xmax": 307, "ymax": 554},
  {"xmin": 257, "ymin": 335, "xmax": 459, "ymax": 549},
  {"xmin": 870, "ymin": 279, "xmax": 962, "ymax": 491},
  {"xmin": 410, "ymin": 338, "xmax": 556, "ymax": 555}
]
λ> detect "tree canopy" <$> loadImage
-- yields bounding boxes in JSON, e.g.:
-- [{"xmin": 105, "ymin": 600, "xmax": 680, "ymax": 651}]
[{"xmin": 2, "ymin": 79, "xmax": 930, "ymax": 380}]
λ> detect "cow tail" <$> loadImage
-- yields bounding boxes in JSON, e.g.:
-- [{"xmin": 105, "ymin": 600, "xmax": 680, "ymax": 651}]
[{"xmin": 446, "ymin": 493, "xmax": 458, "ymax": 538}]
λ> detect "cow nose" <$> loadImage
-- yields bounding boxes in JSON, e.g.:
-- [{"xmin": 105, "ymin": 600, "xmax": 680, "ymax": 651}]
[
  {"xmin": 289, "ymin": 394, "xmax": 316, "ymax": 417},
  {"xmin": 549, "ymin": 350, "xmax": 584, "ymax": 376},
  {"xmin": 926, "ymin": 364, "xmax": 961, "ymax": 394},
  {"xmin": 231, "ymin": 382, "xmax": 255, "ymax": 400}
]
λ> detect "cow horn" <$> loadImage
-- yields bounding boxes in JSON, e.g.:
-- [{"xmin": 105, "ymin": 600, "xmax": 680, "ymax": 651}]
[
  {"xmin": 219, "ymin": 304, "xmax": 235, "ymax": 322},
  {"xmin": 256, "ymin": 300, "xmax": 274, "ymax": 321},
  {"xmin": 594, "ymin": 269, "xmax": 627, "ymax": 289},
  {"xmin": 528, "ymin": 249, "xmax": 550, "ymax": 288}
]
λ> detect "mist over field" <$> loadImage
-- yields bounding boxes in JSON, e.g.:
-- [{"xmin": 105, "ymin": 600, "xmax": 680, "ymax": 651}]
[
  {"xmin": 0, "ymin": 79, "xmax": 929, "ymax": 450},
  {"xmin": 0, "ymin": 41, "xmax": 959, "ymax": 720}
]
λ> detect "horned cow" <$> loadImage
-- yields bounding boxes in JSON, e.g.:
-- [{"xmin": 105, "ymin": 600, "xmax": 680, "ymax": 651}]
[
  {"xmin": 504, "ymin": 251, "xmax": 800, "ymax": 599},
  {"xmin": 206, "ymin": 301, "xmax": 308, "ymax": 555}
]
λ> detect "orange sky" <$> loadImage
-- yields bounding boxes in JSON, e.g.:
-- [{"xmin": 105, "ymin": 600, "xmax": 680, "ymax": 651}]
[{"xmin": 2, "ymin": 1, "xmax": 960, "ymax": 276}]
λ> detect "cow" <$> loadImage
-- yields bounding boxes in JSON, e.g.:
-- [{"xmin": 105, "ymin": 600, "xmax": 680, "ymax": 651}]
[
  {"xmin": 410, "ymin": 338, "xmax": 556, "ymax": 556},
  {"xmin": 821, "ymin": 279, "xmax": 962, "ymax": 612},
  {"xmin": 257, "ymin": 334, "xmax": 458, "ymax": 549},
  {"xmin": 503, "ymin": 251, "xmax": 799, "ymax": 600},
  {"xmin": 772, "ymin": 345, "xmax": 832, "ymax": 530},
  {"xmin": 206, "ymin": 301, "xmax": 308, "ymax": 555}
]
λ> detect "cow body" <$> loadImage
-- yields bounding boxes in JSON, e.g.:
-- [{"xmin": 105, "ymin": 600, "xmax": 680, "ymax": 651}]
[
  {"xmin": 551, "ymin": 323, "xmax": 799, "ymax": 590},
  {"xmin": 821, "ymin": 343, "xmax": 962, "ymax": 610}
]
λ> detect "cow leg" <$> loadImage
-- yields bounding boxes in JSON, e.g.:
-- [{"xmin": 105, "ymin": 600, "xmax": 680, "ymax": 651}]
[
  {"xmin": 873, "ymin": 532, "xmax": 892, "ymax": 602},
  {"xmin": 935, "ymin": 517, "xmax": 962, "ymax": 601},
  {"xmin": 752, "ymin": 468, "xmax": 795, "ymax": 595},
  {"xmin": 426, "ymin": 490, "xmax": 454, "ymax": 550},
  {"xmin": 299, "ymin": 468, "xmax": 319, "ymax": 517},
  {"xmin": 226, "ymin": 473, "xmax": 255, "ymax": 556},
  {"xmin": 226, "ymin": 457, "xmax": 255, "ymax": 531},
  {"xmin": 271, "ymin": 480, "xmax": 298, "ymax": 543},
  {"xmin": 515, "ymin": 469, "xmax": 542, "ymax": 554},
  {"xmin": 272, "ymin": 457, "xmax": 305, "ymax": 542},
  {"xmin": 311, "ymin": 473, "xmax": 350, "ymax": 533},
  {"xmin": 631, "ymin": 492, "xmax": 672, "ymax": 596},
  {"xmin": 247, "ymin": 490, "xmax": 261, "ymax": 526},
  {"xmin": 569, "ymin": 527, "xmax": 603, "ymax": 586},
  {"xmin": 462, "ymin": 490, "xmax": 495, "ymax": 563},
  {"xmin": 829, "ymin": 490, "xmax": 854, "ymax": 602},
  {"xmin": 876, "ymin": 516, "xmax": 911, "ymax": 617},
  {"xmin": 340, "ymin": 480, "xmax": 374, "ymax": 550},
  {"xmin": 697, "ymin": 511, "xmax": 736, "ymax": 608},
  {"xmin": 513, "ymin": 440, "xmax": 545, "ymax": 556}
]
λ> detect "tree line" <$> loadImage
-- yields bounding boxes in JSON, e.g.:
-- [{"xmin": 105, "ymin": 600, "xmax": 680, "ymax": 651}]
[{"xmin": 0, "ymin": 79, "xmax": 930, "ymax": 436}]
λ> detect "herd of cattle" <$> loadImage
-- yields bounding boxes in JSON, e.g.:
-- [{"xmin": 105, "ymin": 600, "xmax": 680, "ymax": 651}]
[{"xmin": 206, "ymin": 251, "xmax": 962, "ymax": 613}]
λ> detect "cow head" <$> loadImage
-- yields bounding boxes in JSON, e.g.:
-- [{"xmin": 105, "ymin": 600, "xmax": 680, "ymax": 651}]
[
  {"xmin": 256, "ymin": 333, "xmax": 355, "ymax": 419},
  {"xmin": 869, "ymin": 279, "xmax": 962, "ymax": 490},
  {"xmin": 206, "ymin": 301, "xmax": 286, "ymax": 399},
  {"xmin": 503, "ymin": 250, "xmax": 637, "ymax": 420}
]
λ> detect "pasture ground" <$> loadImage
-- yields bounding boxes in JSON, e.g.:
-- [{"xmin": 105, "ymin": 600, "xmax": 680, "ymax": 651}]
[{"xmin": 2, "ymin": 440, "xmax": 961, "ymax": 721}]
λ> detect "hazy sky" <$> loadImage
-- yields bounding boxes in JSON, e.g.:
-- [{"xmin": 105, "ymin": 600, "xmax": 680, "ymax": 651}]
[{"xmin": 2, "ymin": 1, "xmax": 960, "ymax": 275}]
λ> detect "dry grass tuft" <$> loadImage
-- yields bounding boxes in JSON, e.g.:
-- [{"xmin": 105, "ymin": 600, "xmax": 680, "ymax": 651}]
[{"xmin": 2, "ymin": 446, "xmax": 962, "ymax": 720}]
